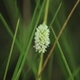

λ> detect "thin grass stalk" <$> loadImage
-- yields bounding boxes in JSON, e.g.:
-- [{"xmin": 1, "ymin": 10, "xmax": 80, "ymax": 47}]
[
  {"xmin": 49, "ymin": 3, "xmax": 62, "ymax": 26},
  {"xmin": 3, "ymin": 19, "xmax": 20, "ymax": 80},
  {"xmin": 37, "ymin": 53, "xmax": 43, "ymax": 80},
  {"xmin": 44, "ymin": 0, "xmax": 50, "ymax": 23},
  {"xmin": 48, "ymin": 3, "xmax": 62, "ymax": 79},
  {"xmin": 67, "ymin": 66, "xmax": 80, "ymax": 80},
  {"xmin": 0, "ymin": 14, "xmax": 22, "ymax": 52},
  {"xmin": 51, "ymin": 26, "xmax": 74, "ymax": 80},
  {"xmin": 37, "ymin": 0, "xmax": 50, "ymax": 80}
]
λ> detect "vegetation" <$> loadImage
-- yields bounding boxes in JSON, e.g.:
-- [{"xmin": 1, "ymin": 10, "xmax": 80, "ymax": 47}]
[{"xmin": 0, "ymin": 0, "xmax": 80, "ymax": 80}]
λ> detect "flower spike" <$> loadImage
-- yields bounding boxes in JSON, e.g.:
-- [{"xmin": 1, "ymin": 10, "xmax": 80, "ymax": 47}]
[{"xmin": 34, "ymin": 23, "xmax": 50, "ymax": 53}]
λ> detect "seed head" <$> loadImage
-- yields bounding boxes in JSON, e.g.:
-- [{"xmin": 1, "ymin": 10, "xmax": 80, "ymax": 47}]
[{"xmin": 34, "ymin": 23, "xmax": 50, "ymax": 53}]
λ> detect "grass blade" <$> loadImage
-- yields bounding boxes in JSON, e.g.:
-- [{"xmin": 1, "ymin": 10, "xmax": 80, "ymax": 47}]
[
  {"xmin": 51, "ymin": 26, "xmax": 74, "ymax": 80},
  {"xmin": 0, "ymin": 14, "xmax": 22, "ymax": 53},
  {"xmin": 3, "ymin": 19, "xmax": 20, "ymax": 80}
]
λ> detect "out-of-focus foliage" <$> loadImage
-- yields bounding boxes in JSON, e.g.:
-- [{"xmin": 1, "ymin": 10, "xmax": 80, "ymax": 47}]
[{"xmin": 0, "ymin": 0, "xmax": 80, "ymax": 80}]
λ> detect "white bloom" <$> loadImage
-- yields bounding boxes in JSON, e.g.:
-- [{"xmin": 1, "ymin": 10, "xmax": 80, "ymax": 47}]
[{"xmin": 34, "ymin": 23, "xmax": 50, "ymax": 53}]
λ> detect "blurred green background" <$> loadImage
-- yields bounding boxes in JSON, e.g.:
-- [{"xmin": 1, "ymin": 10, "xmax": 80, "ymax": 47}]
[{"xmin": 0, "ymin": 0, "xmax": 80, "ymax": 80}]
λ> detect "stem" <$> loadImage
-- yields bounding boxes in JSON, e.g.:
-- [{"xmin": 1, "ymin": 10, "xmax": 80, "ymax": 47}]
[
  {"xmin": 44, "ymin": 0, "xmax": 50, "ymax": 23},
  {"xmin": 0, "ymin": 14, "xmax": 22, "ymax": 52},
  {"xmin": 51, "ymin": 27, "xmax": 74, "ymax": 80},
  {"xmin": 67, "ymin": 66, "xmax": 80, "ymax": 80},
  {"xmin": 50, "ymin": 3, "xmax": 62, "ymax": 26},
  {"xmin": 3, "ymin": 19, "xmax": 20, "ymax": 80},
  {"xmin": 37, "ymin": 0, "xmax": 50, "ymax": 80},
  {"xmin": 37, "ymin": 53, "xmax": 43, "ymax": 80}
]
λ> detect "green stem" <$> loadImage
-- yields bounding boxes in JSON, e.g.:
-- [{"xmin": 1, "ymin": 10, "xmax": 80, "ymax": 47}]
[
  {"xmin": 44, "ymin": 0, "xmax": 50, "ymax": 23},
  {"xmin": 3, "ymin": 19, "xmax": 20, "ymax": 80},
  {"xmin": 50, "ymin": 3, "xmax": 62, "ymax": 26},
  {"xmin": 37, "ymin": 1, "xmax": 50, "ymax": 80},
  {"xmin": 51, "ymin": 26, "xmax": 74, "ymax": 80},
  {"xmin": 67, "ymin": 66, "xmax": 80, "ymax": 80},
  {"xmin": 37, "ymin": 53, "xmax": 43, "ymax": 80},
  {"xmin": 0, "ymin": 14, "xmax": 22, "ymax": 53}
]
